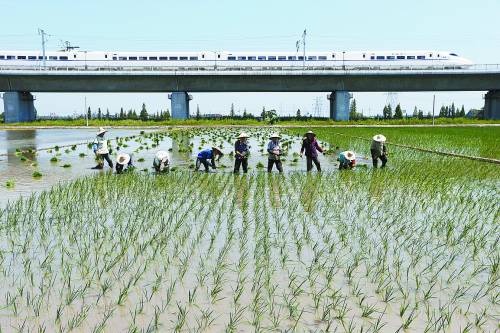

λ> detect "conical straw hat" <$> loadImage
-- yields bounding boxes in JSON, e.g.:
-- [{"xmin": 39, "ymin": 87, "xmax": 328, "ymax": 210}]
[
  {"xmin": 373, "ymin": 134, "xmax": 386, "ymax": 142},
  {"xmin": 116, "ymin": 153, "xmax": 131, "ymax": 165}
]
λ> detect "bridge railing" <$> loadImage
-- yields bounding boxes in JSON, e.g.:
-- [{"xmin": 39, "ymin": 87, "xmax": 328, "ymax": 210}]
[{"xmin": 0, "ymin": 64, "xmax": 499, "ymax": 73}]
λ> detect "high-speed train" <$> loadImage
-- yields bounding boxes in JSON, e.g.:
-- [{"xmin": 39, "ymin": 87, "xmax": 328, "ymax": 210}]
[{"xmin": 0, "ymin": 50, "xmax": 473, "ymax": 69}]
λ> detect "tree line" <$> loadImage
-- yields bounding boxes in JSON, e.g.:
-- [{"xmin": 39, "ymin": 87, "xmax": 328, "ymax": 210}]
[{"xmin": 86, "ymin": 103, "xmax": 171, "ymax": 121}]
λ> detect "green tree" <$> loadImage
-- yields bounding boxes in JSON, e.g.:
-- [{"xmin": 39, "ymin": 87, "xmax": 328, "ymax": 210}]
[
  {"xmin": 105, "ymin": 109, "xmax": 110, "ymax": 120},
  {"xmin": 165, "ymin": 109, "xmax": 170, "ymax": 120},
  {"xmin": 349, "ymin": 99, "xmax": 358, "ymax": 120},
  {"xmin": 196, "ymin": 104, "xmax": 201, "ymax": 120},
  {"xmin": 394, "ymin": 103, "xmax": 403, "ymax": 119},
  {"xmin": 119, "ymin": 107, "xmax": 124, "ymax": 119},
  {"xmin": 261, "ymin": 107, "xmax": 266, "ymax": 119},
  {"xmin": 417, "ymin": 110, "xmax": 424, "ymax": 119},
  {"xmin": 458, "ymin": 105, "xmax": 466, "ymax": 117},
  {"xmin": 230, "ymin": 103, "xmax": 235, "ymax": 118},
  {"xmin": 439, "ymin": 106, "xmax": 447, "ymax": 117},
  {"xmin": 139, "ymin": 103, "xmax": 148, "ymax": 121},
  {"xmin": 87, "ymin": 106, "xmax": 92, "ymax": 120},
  {"xmin": 97, "ymin": 108, "xmax": 102, "ymax": 120},
  {"xmin": 413, "ymin": 106, "xmax": 418, "ymax": 118},
  {"xmin": 296, "ymin": 109, "xmax": 301, "ymax": 119}
]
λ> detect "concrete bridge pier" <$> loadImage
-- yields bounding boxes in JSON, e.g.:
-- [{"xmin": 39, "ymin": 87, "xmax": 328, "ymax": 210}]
[
  {"xmin": 328, "ymin": 91, "xmax": 351, "ymax": 121},
  {"xmin": 3, "ymin": 92, "xmax": 37, "ymax": 123},
  {"xmin": 484, "ymin": 90, "xmax": 500, "ymax": 120},
  {"xmin": 168, "ymin": 92, "xmax": 192, "ymax": 119}
]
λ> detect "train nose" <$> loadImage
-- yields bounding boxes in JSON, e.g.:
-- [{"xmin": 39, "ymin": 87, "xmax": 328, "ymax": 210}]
[{"xmin": 460, "ymin": 58, "xmax": 473, "ymax": 65}]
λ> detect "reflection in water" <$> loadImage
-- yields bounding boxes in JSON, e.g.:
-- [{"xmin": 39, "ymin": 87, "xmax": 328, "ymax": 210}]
[
  {"xmin": 171, "ymin": 132, "xmax": 192, "ymax": 163},
  {"xmin": 6, "ymin": 130, "xmax": 37, "ymax": 164}
]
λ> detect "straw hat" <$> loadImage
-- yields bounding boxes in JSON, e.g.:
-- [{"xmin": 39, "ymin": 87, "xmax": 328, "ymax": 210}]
[
  {"xmin": 97, "ymin": 127, "xmax": 107, "ymax": 135},
  {"xmin": 237, "ymin": 132, "xmax": 249, "ymax": 139},
  {"xmin": 305, "ymin": 130, "xmax": 316, "ymax": 136},
  {"xmin": 373, "ymin": 134, "xmax": 386, "ymax": 142},
  {"xmin": 116, "ymin": 153, "xmax": 131, "ymax": 165},
  {"xmin": 269, "ymin": 132, "xmax": 281, "ymax": 139},
  {"xmin": 344, "ymin": 151, "xmax": 356, "ymax": 161},
  {"xmin": 212, "ymin": 147, "xmax": 223, "ymax": 155},
  {"xmin": 155, "ymin": 151, "xmax": 169, "ymax": 163}
]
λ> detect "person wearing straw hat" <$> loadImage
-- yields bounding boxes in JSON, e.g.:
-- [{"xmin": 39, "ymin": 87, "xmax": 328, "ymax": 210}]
[
  {"xmin": 153, "ymin": 150, "xmax": 170, "ymax": 173},
  {"xmin": 267, "ymin": 132, "xmax": 283, "ymax": 173},
  {"xmin": 91, "ymin": 127, "xmax": 113, "ymax": 170},
  {"xmin": 234, "ymin": 132, "xmax": 250, "ymax": 174},
  {"xmin": 300, "ymin": 130, "xmax": 325, "ymax": 172},
  {"xmin": 338, "ymin": 151, "xmax": 356, "ymax": 170},
  {"xmin": 115, "ymin": 153, "xmax": 133, "ymax": 174},
  {"xmin": 195, "ymin": 147, "xmax": 223, "ymax": 172},
  {"xmin": 371, "ymin": 134, "xmax": 388, "ymax": 168}
]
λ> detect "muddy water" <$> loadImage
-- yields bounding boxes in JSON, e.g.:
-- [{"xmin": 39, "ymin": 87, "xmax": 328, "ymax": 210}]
[{"xmin": 0, "ymin": 128, "xmax": 372, "ymax": 207}]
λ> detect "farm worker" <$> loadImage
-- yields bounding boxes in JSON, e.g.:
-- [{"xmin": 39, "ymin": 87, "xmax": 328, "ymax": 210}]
[
  {"xmin": 371, "ymin": 134, "xmax": 388, "ymax": 168},
  {"xmin": 115, "ymin": 153, "xmax": 133, "ymax": 174},
  {"xmin": 234, "ymin": 132, "xmax": 250, "ymax": 174},
  {"xmin": 153, "ymin": 150, "xmax": 170, "ymax": 173},
  {"xmin": 267, "ymin": 133, "xmax": 283, "ymax": 173},
  {"xmin": 195, "ymin": 147, "xmax": 223, "ymax": 172},
  {"xmin": 338, "ymin": 151, "xmax": 356, "ymax": 170},
  {"xmin": 91, "ymin": 127, "xmax": 113, "ymax": 170},
  {"xmin": 300, "ymin": 130, "xmax": 324, "ymax": 172}
]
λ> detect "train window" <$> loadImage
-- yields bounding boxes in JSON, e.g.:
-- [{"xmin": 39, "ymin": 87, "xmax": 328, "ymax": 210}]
[
  {"xmin": 202, "ymin": 54, "xmax": 205, "ymax": 59},
  {"xmin": 429, "ymin": 53, "xmax": 433, "ymax": 57},
  {"xmin": 28, "ymin": 56, "xmax": 37, "ymax": 60},
  {"xmin": 228, "ymin": 56, "xmax": 236, "ymax": 60},
  {"xmin": 159, "ymin": 56, "xmax": 168, "ymax": 60},
  {"xmin": 308, "ymin": 56, "xmax": 317, "ymax": 60},
  {"xmin": 0, "ymin": 56, "xmax": 4, "ymax": 59},
  {"xmin": 169, "ymin": 57, "xmax": 178, "ymax": 60},
  {"xmin": 129, "ymin": 57, "xmax": 138, "ymax": 60},
  {"xmin": 17, "ymin": 56, "xmax": 26, "ymax": 59},
  {"xmin": 139, "ymin": 57, "xmax": 148, "ymax": 60},
  {"xmin": 362, "ymin": 54, "xmax": 366, "ymax": 58},
  {"xmin": 417, "ymin": 56, "xmax": 425, "ymax": 59},
  {"xmin": 248, "ymin": 56, "xmax": 256, "ymax": 60},
  {"xmin": 370, "ymin": 56, "xmax": 375, "ymax": 60},
  {"xmin": 218, "ymin": 54, "xmax": 221, "ymax": 59},
  {"xmin": 180, "ymin": 57, "xmax": 188, "ymax": 60},
  {"xmin": 268, "ymin": 56, "xmax": 276, "ymax": 60},
  {"xmin": 189, "ymin": 56, "xmax": 198, "ymax": 60},
  {"xmin": 449, "ymin": 53, "xmax": 458, "ymax": 56},
  {"xmin": 59, "ymin": 56, "xmax": 68, "ymax": 60},
  {"xmin": 397, "ymin": 56, "xmax": 405, "ymax": 60},
  {"xmin": 387, "ymin": 56, "xmax": 395, "ymax": 60},
  {"xmin": 148, "ymin": 56, "xmax": 157, "ymax": 60},
  {"xmin": 49, "ymin": 56, "xmax": 57, "ymax": 60},
  {"xmin": 112, "ymin": 57, "xmax": 117, "ymax": 60},
  {"xmin": 278, "ymin": 56, "xmax": 286, "ymax": 60},
  {"xmin": 105, "ymin": 55, "xmax": 108, "ymax": 59},
  {"xmin": 332, "ymin": 54, "xmax": 335, "ymax": 58},
  {"xmin": 74, "ymin": 54, "xmax": 77, "ymax": 58},
  {"xmin": 258, "ymin": 56, "xmax": 266, "ymax": 60},
  {"xmin": 288, "ymin": 56, "xmax": 296, "ymax": 60},
  {"xmin": 318, "ymin": 56, "xmax": 327, "ymax": 60},
  {"xmin": 238, "ymin": 56, "xmax": 246, "ymax": 60},
  {"xmin": 406, "ymin": 56, "xmax": 415, "ymax": 59},
  {"xmin": 119, "ymin": 56, "xmax": 127, "ymax": 60},
  {"xmin": 7, "ymin": 55, "xmax": 15, "ymax": 59},
  {"xmin": 298, "ymin": 56, "xmax": 304, "ymax": 60},
  {"xmin": 376, "ymin": 56, "xmax": 385, "ymax": 60}
]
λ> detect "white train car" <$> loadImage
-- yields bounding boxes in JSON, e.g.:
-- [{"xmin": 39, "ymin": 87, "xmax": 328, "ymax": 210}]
[{"xmin": 0, "ymin": 50, "xmax": 473, "ymax": 70}]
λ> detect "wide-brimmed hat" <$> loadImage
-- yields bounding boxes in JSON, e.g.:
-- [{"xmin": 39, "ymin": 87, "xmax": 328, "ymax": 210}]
[
  {"xmin": 305, "ymin": 130, "xmax": 316, "ymax": 137},
  {"xmin": 212, "ymin": 147, "xmax": 223, "ymax": 155},
  {"xmin": 116, "ymin": 153, "xmax": 131, "ymax": 165},
  {"xmin": 344, "ymin": 151, "xmax": 356, "ymax": 161},
  {"xmin": 238, "ymin": 132, "xmax": 250, "ymax": 139},
  {"xmin": 373, "ymin": 134, "xmax": 386, "ymax": 142},
  {"xmin": 97, "ymin": 127, "xmax": 107, "ymax": 135},
  {"xmin": 269, "ymin": 132, "xmax": 281, "ymax": 139},
  {"xmin": 155, "ymin": 151, "xmax": 169, "ymax": 163}
]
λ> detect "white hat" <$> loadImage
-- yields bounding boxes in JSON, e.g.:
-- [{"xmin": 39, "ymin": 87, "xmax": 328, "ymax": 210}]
[
  {"xmin": 155, "ymin": 151, "xmax": 169, "ymax": 163},
  {"xmin": 269, "ymin": 132, "xmax": 281, "ymax": 139},
  {"xmin": 238, "ymin": 132, "xmax": 249, "ymax": 139},
  {"xmin": 305, "ymin": 130, "xmax": 316, "ymax": 136},
  {"xmin": 373, "ymin": 134, "xmax": 386, "ymax": 142},
  {"xmin": 116, "ymin": 153, "xmax": 131, "ymax": 165},
  {"xmin": 97, "ymin": 127, "xmax": 107, "ymax": 135},
  {"xmin": 344, "ymin": 151, "xmax": 356, "ymax": 161}
]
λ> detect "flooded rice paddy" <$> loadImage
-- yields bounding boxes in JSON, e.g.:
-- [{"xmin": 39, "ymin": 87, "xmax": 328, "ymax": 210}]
[{"xmin": 0, "ymin": 127, "xmax": 498, "ymax": 332}]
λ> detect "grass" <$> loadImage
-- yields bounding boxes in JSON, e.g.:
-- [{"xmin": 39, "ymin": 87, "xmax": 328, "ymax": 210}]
[{"xmin": 0, "ymin": 126, "xmax": 498, "ymax": 331}]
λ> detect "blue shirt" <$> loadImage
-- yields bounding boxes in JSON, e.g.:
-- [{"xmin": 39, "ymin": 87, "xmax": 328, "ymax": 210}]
[
  {"xmin": 197, "ymin": 149, "xmax": 213, "ymax": 159},
  {"xmin": 235, "ymin": 140, "xmax": 250, "ymax": 159}
]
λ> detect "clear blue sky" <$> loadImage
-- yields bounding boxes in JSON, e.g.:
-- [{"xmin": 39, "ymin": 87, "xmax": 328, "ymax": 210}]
[{"xmin": 1, "ymin": 0, "xmax": 499, "ymax": 117}]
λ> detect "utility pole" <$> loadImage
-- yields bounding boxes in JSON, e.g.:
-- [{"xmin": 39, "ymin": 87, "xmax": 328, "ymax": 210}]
[
  {"xmin": 432, "ymin": 94, "xmax": 436, "ymax": 126},
  {"xmin": 38, "ymin": 28, "xmax": 48, "ymax": 68},
  {"xmin": 85, "ymin": 96, "xmax": 88, "ymax": 126},
  {"xmin": 302, "ymin": 29, "xmax": 306, "ymax": 69}
]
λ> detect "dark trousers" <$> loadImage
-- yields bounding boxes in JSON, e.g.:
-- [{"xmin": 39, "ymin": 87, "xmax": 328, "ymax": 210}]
[
  {"xmin": 196, "ymin": 158, "xmax": 213, "ymax": 172},
  {"xmin": 306, "ymin": 156, "xmax": 321, "ymax": 172},
  {"xmin": 234, "ymin": 158, "xmax": 248, "ymax": 173},
  {"xmin": 97, "ymin": 153, "xmax": 113, "ymax": 168},
  {"xmin": 371, "ymin": 149, "xmax": 387, "ymax": 168},
  {"xmin": 267, "ymin": 159, "xmax": 283, "ymax": 173}
]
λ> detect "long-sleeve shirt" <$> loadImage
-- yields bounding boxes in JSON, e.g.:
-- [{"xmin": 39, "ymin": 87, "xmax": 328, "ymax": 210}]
[
  {"xmin": 339, "ymin": 152, "xmax": 356, "ymax": 166},
  {"xmin": 370, "ymin": 140, "xmax": 387, "ymax": 158},
  {"xmin": 267, "ymin": 140, "xmax": 281, "ymax": 160},
  {"xmin": 301, "ymin": 137, "xmax": 323, "ymax": 158},
  {"xmin": 153, "ymin": 156, "xmax": 170, "ymax": 171},
  {"xmin": 234, "ymin": 140, "xmax": 250, "ymax": 160},
  {"xmin": 93, "ymin": 135, "xmax": 109, "ymax": 155}
]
